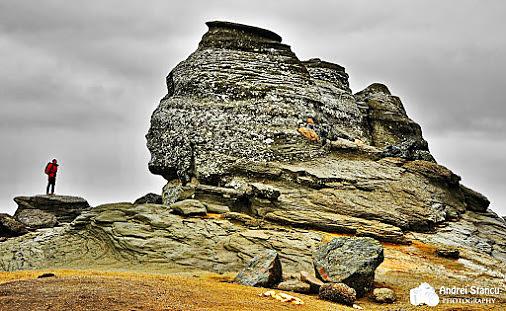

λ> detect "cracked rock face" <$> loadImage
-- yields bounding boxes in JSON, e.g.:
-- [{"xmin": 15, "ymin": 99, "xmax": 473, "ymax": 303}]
[{"xmin": 146, "ymin": 21, "xmax": 374, "ymax": 182}]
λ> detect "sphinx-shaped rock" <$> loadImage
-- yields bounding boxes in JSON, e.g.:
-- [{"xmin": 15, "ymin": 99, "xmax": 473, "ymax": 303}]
[{"xmin": 146, "ymin": 21, "xmax": 370, "ymax": 183}]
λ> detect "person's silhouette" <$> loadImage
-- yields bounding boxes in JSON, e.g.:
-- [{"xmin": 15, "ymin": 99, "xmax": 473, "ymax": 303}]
[{"xmin": 44, "ymin": 159, "xmax": 59, "ymax": 195}]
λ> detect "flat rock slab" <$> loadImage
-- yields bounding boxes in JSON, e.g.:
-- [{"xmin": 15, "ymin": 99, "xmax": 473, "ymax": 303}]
[
  {"xmin": 170, "ymin": 199, "xmax": 207, "ymax": 216},
  {"xmin": 234, "ymin": 249, "xmax": 282, "ymax": 288},
  {"xmin": 14, "ymin": 195, "xmax": 90, "ymax": 228},
  {"xmin": 313, "ymin": 237, "xmax": 384, "ymax": 297}
]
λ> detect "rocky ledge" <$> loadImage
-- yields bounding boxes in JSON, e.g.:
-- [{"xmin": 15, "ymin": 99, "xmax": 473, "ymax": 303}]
[{"xmin": 13, "ymin": 195, "xmax": 90, "ymax": 229}]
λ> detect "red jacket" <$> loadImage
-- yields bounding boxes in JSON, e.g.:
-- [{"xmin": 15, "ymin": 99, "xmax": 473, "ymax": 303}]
[{"xmin": 45, "ymin": 163, "xmax": 58, "ymax": 178}]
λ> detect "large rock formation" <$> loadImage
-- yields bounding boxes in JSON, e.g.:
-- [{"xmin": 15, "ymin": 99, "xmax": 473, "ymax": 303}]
[{"xmin": 144, "ymin": 21, "xmax": 506, "ymax": 268}]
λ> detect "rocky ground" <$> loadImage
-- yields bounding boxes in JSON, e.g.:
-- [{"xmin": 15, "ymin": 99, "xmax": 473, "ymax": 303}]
[{"xmin": 0, "ymin": 264, "xmax": 504, "ymax": 311}]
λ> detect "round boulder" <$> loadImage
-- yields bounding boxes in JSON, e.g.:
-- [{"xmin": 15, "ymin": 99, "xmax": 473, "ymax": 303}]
[
  {"xmin": 313, "ymin": 237, "xmax": 384, "ymax": 297},
  {"xmin": 319, "ymin": 282, "xmax": 357, "ymax": 305}
]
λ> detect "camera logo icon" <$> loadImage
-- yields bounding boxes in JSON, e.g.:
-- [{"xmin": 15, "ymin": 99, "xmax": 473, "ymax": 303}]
[{"xmin": 410, "ymin": 282, "xmax": 440, "ymax": 307}]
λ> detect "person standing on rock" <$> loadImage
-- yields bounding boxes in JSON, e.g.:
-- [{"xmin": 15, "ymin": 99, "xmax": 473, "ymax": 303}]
[{"xmin": 44, "ymin": 159, "xmax": 59, "ymax": 195}]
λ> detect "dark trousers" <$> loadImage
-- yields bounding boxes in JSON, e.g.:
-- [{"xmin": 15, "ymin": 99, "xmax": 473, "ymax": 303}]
[{"xmin": 46, "ymin": 177, "xmax": 56, "ymax": 195}]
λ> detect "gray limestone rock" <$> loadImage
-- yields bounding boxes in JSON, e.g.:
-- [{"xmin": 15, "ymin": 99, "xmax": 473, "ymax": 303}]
[
  {"xmin": 461, "ymin": 185, "xmax": 490, "ymax": 212},
  {"xmin": 313, "ymin": 237, "xmax": 384, "ymax": 297},
  {"xmin": 234, "ymin": 249, "xmax": 282, "ymax": 288}
]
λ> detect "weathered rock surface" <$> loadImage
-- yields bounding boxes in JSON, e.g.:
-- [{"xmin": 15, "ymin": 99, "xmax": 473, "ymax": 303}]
[
  {"xmin": 413, "ymin": 209, "xmax": 506, "ymax": 262},
  {"xmin": 461, "ymin": 184, "xmax": 490, "ymax": 212},
  {"xmin": 134, "ymin": 193, "xmax": 162, "ymax": 205},
  {"xmin": 234, "ymin": 249, "xmax": 282, "ymax": 287},
  {"xmin": 13, "ymin": 195, "xmax": 90, "ymax": 228},
  {"xmin": 313, "ymin": 237, "xmax": 384, "ymax": 297},
  {"xmin": 0, "ymin": 214, "xmax": 28, "ymax": 238},
  {"xmin": 144, "ymin": 22, "xmax": 505, "ymax": 268},
  {"xmin": 170, "ymin": 199, "xmax": 207, "ymax": 216},
  {"xmin": 0, "ymin": 203, "xmax": 321, "ymax": 273},
  {"xmin": 14, "ymin": 209, "xmax": 57, "ymax": 229},
  {"xmin": 319, "ymin": 282, "xmax": 357, "ymax": 305}
]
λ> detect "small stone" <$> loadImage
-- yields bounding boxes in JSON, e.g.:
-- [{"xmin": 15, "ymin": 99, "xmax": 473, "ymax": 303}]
[
  {"xmin": 276, "ymin": 279, "xmax": 311, "ymax": 293},
  {"xmin": 170, "ymin": 199, "xmax": 207, "ymax": 217},
  {"xmin": 436, "ymin": 248, "xmax": 460, "ymax": 259},
  {"xmin": 37, "ymin": 273, "xmax": 56, "ymax": 278},
  {"xmin": 370, "ymin": 288, "xmax": 396, "ymax": 303},
  {"xmin": 319, "ymin": 282, "xmax": 357, "ymax": 306},
  {"xmin": 234, "ymin": 249, "xmax": 282, "ymax": 288}
]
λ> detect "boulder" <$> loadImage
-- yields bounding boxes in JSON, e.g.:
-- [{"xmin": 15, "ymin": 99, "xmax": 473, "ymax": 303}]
[
  {"xmin": 13, "ymin": 195, "xmax": 90, "ymax": 228},
  {"xmin": 134, "ymin": 193, "xmax": 162, "ymax": 205},
  {"xmin": 319, "ymin": 282, "xmax": 357, "ymax": 305},
  {"xmin": 370, "ymin": 288, "xmax": 396, "ymax": 303},
  {"xmin": 14, "ymin": 209, "xmax": 57, "ymax": 229},
  {"xmin": 313, "ymin": 237, "xmax": 384, "ymax": 297},
  {"xmin": 170, "ymin": 199, "xmax": 207, "ymax": 217},
  {"xmin": 0, "ymin": 213, "xmax": 28, "ymax": 237},
  {"xmin": 234, "ymin": 249, "xmax": 282, "ymax": 288}
]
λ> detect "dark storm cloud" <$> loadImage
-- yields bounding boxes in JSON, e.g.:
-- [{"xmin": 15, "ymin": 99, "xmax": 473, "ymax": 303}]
[{"xmin": 1, "ymin": 0, "xmax": 505, "ymax": 215}]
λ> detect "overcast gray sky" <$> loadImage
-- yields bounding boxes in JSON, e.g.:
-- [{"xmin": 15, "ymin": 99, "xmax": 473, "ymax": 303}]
[{"xmin": 1, "ymin": 0, "xmax": 505, "ymax": 216}]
